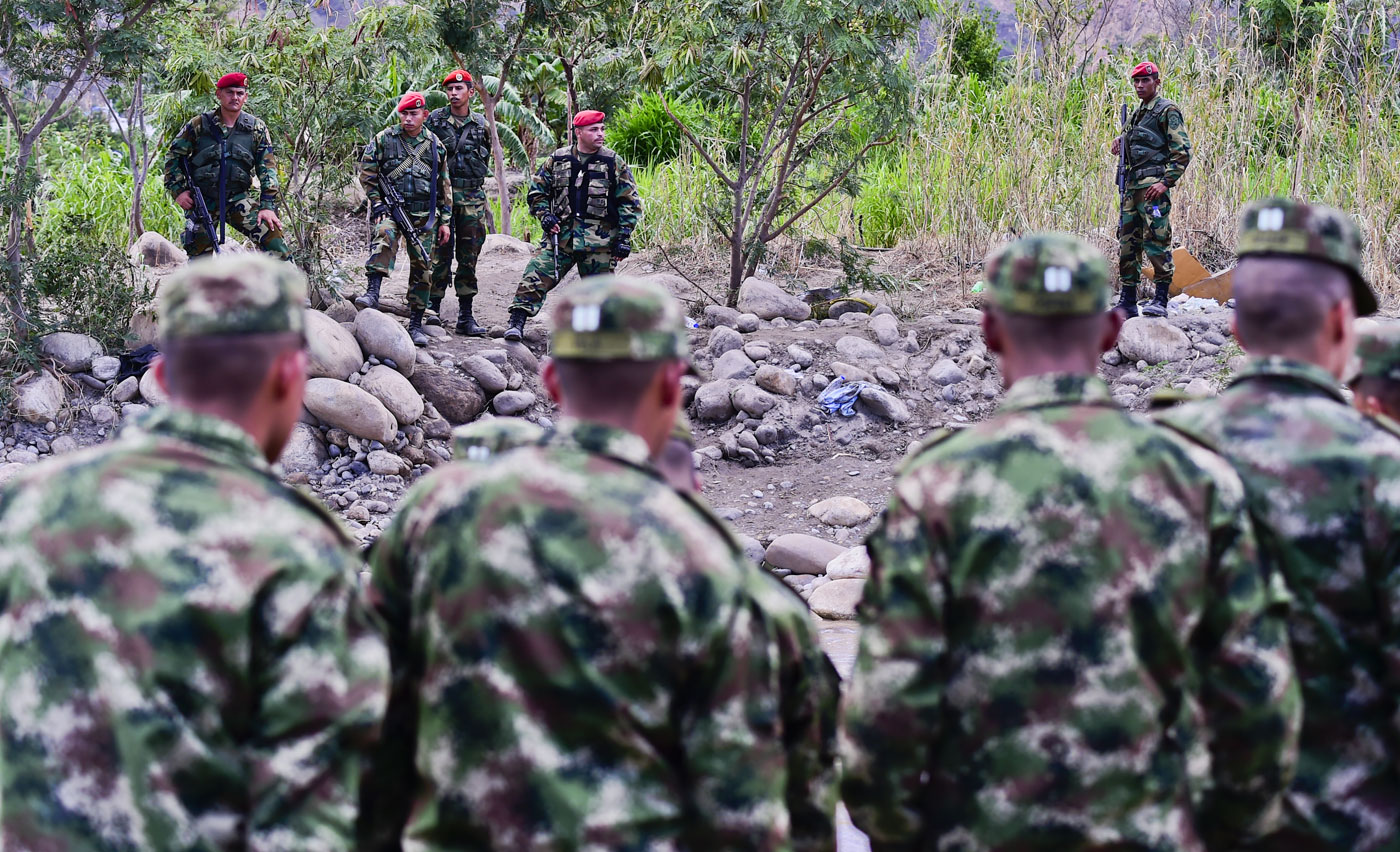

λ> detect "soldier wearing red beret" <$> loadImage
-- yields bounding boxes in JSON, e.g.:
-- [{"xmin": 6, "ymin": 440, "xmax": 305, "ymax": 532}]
[
  {"xmin": 502, "ymin": 109, "xmax": 643, "ymax": 341},
  {"xmin": 355, "ymin": 92, "xmax": 453, "ymax": 346},
  {"xmin": 422, "ymin": 69, "xmax": 492, "ymax": 337},
  {"xmin": 1109, "ymin": 60, "xmax": 1192, "ymax": 318},
  {"xmin": 162, "ymin": 71, "xmax": 290, "ymax": 261}
]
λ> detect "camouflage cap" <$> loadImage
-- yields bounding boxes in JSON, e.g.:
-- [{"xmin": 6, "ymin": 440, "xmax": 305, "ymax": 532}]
[
  {"xmin": 451, "ymin": 417, "xmax": 546, "ymax": 462},
  {"xmin": 549, "ymin": 274, "xmax": 691, "ymax": 363},
  {"xmin": 981, "ymin": 232, "xmax": 1110, "ymax": 316},
  {"xmin": 1237, "ymin": 197, "xmax": 1376, "ymax": 316},
  {"xmin": 1355, "ymin": 326, "xmax": 1400, "ymax": 382},
  {"xmin": 159, "ymin": 254, "xmax": 307, "ymax": 342}
]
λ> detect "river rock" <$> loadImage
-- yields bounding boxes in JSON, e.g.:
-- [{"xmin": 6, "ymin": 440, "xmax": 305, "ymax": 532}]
[
  {"xmin": 731, "ymin": 384, "xmax": 777, "ymax": 417},
  {"xmin": 704, "ymin": 305, "xmax": 741, "ymax": 328},
  {"xmin": 306, "ymin": 310, "xmax": 364, "ymax": 380},
  {"xmin": 808, "ymin": 578, "xmax": 866, "ymax": 619},
  {"xmin": 39, "ymin": 332, "xmax": 103, "ymax": 373},
  {"xmin": 368, "ymin": 449, "xmax": 409, "ymax": 476},
  {"xmin": 354, "ymin": 309, "xmax": 416, "ymax": 377},
  {"xmin": 828, "ymin": 361, "xmax": 874, "ymax": 384},
  {"xmin": 708, "ymin": 325, "xmax": 744, "ymax": 357},
  {"xmin": 764, "ymin": 533, "xmax": 846, "ymax": 575},
  {"xmin": 836, "ymin": 335, "xmax": 884, "ymax": 364},
  {"xmin": 277, "ymin": 422, "xmax": 328, "ymax": 474},
  {"xmin": 138, "ymin": 369, "xmax": 170, "ymax": 406},
  {"xmin": 787, "ymin": 344, "xmax": 814, "ymax": 368},
  {"xmin": 808, "ymin": 496, "xmax": 874, "ymax": 527},
  {"xmin": 693, "ymin": 379, "xmax": 738, "ymax": 421},
  {"xmin": 90, "ymin": 356, "xmax": 121, "ymax": 381},
  {"xmin": 858, "ymin": 385, "xmax": 911, "ymax": 422},
  {"xmin": 409, "ymin": 365, "xmax": 487, "ymax": 424},
  {"xmin": 870, "ymin": 313, "xmax": 900, "ymax": 346},
  {"xmin": 928, "ymin": 358, "xmax": 968, "ymax": 386},
  {"xmin": 0, "ymin": 463, "xmax": 26, "ymax": 486},
  {"xmin": 111, "ymin": 376, "xmax": 140, "ymax": 403},
  {"xmin": 754, "ymin": 364, "xmax": 797, "ymax": 396},
  {"xmin": 735, "ymin": 313, "xmax": 761, "ymax": 333},
  {"xmin": 713, "ymin": 349, "xmax": 757, "ymax": 380},
  {"xmin": 50, "ymin": 435, "xmax": 79, "ymax": 455},
  {"xmin": 129, "ymin": 231, "xmax": 187, "ymax": 267},
  {"xmin": 482, "ymin": 233, "xmax": 534, "ymax": 255},
  {"xmin": 826, "ymin": 545, "xmax": 871, "ymax": 579},
  {"xmin": 735, "ymin": 534, "xmax": 766, "ymax": 567},
  {"xmin": 1117, "ymin": 317, "xmax": 1192, "ymax": 364},
  {"xmin": 12, "ymin": 371, "xmax": 65, "ymax": 423},
  {"xmin": 360, "ymin": 365, "xmax": 424, "ymax": 425},
  {"xmin": 737, "ymin": 277, "xmax": 810, "ymax": 321},
  {"xmin": 303, "ymin": 378, "xmax": 397, "ymax": 443},
  {"xmin": 492, "ymin": 390, "xmax": 536, "ymax": 415},
  {"xmin": 91, "ymin": 403, "xmax": 118, "ymax": 424},
  {"xmin": 461, "ymin": 355, "xmax": 508, "ymax": 394}
]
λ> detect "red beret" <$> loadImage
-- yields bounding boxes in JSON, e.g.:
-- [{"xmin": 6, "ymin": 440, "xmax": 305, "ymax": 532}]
[
  {"xmin": 215, "ymin": 72, "xmax": 247, "ymax": 90},
  {"xmin": 397, "ymin": 92, "xmax": 426, "ymax": 113},
  {"xmin": 1130, "ymin": 61, "xmax": 1159, "ymax": 78},
  {"xmin": 572, "ymin": 110, "xmax": 606, "ymax": 128},
  {"xmin": 442, "ymin": 69, "xmax": 473, "ymax": 87}
]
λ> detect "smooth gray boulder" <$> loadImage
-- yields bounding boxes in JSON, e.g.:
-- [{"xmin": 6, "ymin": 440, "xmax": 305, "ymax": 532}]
[
  {"xmin": 39, "ymin": 332, "xmax": 103, "ymax": 373},
  {"xmin": 306, "ymin": 310, "xmax": 364, "ymax": 380},
  {"xmin": 765, "ymin": 533, "xmax": 846, "ymax": 575},
  {"xmin": 354, "ymin": 309, "xmax": 416, "ymax": 376},
  {"xmin": 13, "ymin": 371, "xmax": 65, "ymax": 423},
  {"xmin": 360, "ymin": 365, "xmax": 424, "ymax": 425},
  {"xmin": 303, "ymin": 378, "xmax": 397, "ymax": 443},
  {"xmin": 737, "ymin": 277, "xmax": 811, "ymax": 321}
]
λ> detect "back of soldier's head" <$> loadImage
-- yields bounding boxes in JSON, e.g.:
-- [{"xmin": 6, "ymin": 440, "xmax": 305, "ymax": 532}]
[
  {"xmin": 451, "ymin": 417, "xmax": 546, "ymax": 463},
  {"xmin": 1351, "ymin": 326, "xmax": 1400, "ymax": 420},
  {"xmin": 981, "ymin": 232, "xmax": 1113, "ymax": 360},
  {"xmin": 1232, "ymin": 198, "xmax": 1375, "ymax": 355},
  {"xmin": 158, "ymin": 254, "xmax": 307, "ymax": 409}
]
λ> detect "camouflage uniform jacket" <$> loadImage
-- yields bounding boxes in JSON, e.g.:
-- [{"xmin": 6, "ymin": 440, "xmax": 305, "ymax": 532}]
[
  {"xmin": 359, "ymin": 126, "xmax": 452, "ymax": 222},
  {"xmin": 0, "ymin": 406, "xmax": 388, "ymax": 851},
  {"xmin": 163, "ymin": 110, "xmax": 282, "ymax": 211},
  {"xmin": 1125, "ymin": 95, "xmax": 1190, "ymax": 191},
  {"xmin": 527, "ymin": 145, "xmax": 642, "ymax": 253},
  {"xmin": 843, "ymin": 373, "xmax": 1299, "ymax": 852},
  {"xmin": 369, "ymin": 417, "xmax": 826, "ymax": 850},
  {"xmin": 1159, "ymin": 357, "xmax": 1400, "ymax": 852}
]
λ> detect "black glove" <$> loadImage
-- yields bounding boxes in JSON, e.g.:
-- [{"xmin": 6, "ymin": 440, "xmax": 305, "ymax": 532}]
[
  {"xmin": 370, "ymin": 203, "xmax": 388, "ymax": 221},
  {"xmin": 613, "ymin": 231, "xmax": 632, "ymax": 259},
  {"xmin": 540, "ymin": 212, "xmax": 560, "ymax": 233}
]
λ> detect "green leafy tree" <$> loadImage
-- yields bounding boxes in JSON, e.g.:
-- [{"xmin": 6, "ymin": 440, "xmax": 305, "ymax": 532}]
[
  {"xmin": 1245, "ymin": 0, "xmax": 1329, "ymax": 66},
  {"xmin": 643, "ymin": 0, "xmax": 925, "ymax": 303},
  {"xmin": 950, "ymin": 7, "xmax": 1003, "ymax": 80},
  {"xmin": 0, "ymin": 0, "xmax": 177, "ymax": 338}
]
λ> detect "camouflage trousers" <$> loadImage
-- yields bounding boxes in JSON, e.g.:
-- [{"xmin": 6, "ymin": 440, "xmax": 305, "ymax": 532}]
[
  {"xmin": 183, "ymin": 193, "xmax": 291, "ymax": 260},
  {"xmin": 509, "ymin": 245, "xmax": 615, "ymax": 318},
  {"xmin": 425, "ymin": 197, "xmax": 488, "ymax": 305},
  {"xmin": 1118, "ymin": 189, "xmax": 1173, "ymax": 289},
  {"xmin": 366, "ymin": 212, "xmax": 437, "ymax": 311}
]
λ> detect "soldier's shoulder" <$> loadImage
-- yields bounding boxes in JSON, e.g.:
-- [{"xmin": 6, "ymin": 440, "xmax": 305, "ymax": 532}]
[
  {"xmin": 237, "ymin": 111, "xmax": 266, "ymax": 130},
  {"xmin": 895, "ymin": 427, "xmax": 960, "ymax": 475}
]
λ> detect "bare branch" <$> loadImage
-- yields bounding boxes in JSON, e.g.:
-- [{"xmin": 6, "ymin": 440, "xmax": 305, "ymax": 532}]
[
  {"xmin": 767, "ymin": 136, "xmax": 892, "ymax": 238},
  {"xmin": 660, "ymin": 95, "xmax": 736, "ymax": 188}
]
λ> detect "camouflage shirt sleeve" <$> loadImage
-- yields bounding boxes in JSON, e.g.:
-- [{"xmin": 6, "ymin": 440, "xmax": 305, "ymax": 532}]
[
  {"xmin": 359, "ymin": 133, "xmax": 383, "ymax": 209},
  {"xmin": 527, "ymin": 156, "xmax": 554, "ymax": 219},
  {"xmin": 1162, "ymin": 105, "xmax": 1191, "ymax": 187},
  {"xmin": 613, "ymin": 156, "xmax": 642, "ymax": 233},
  {"xmin": 435, "ymin": 137, "xmax": 453, "ymax": 222},
  {"xmin": 253, "ymin": 119, "xmax": 281, "ymax": 212},
  {"xmin": 163, "ymin": 116, "xmax": 201, "ymax": 198}
]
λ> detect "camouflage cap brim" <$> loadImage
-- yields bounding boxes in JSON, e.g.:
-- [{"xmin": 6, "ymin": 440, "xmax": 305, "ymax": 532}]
[{"xmin": 1237, "ymin": 198, "xmax": 1377, "ymax": 317}]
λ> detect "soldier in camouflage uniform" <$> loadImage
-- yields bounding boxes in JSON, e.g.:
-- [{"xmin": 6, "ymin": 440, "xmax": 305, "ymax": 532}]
[
  {"xmin": 503, "ymin": 110, "xmax": 642, "ymax": 342},
  {"xmin": 357, "ymin": 92, "xmax": 453, "ymax": 346},
  {"xmin": 1110, "ymin": 61, "xmax": 1191, "ymax": 318},
  {"xmin": 366, "ymin": 275, "xmax": 835, "ymax": 850},
  {"xmin": 0, "ymin": 254, "xmax": 388, "ymax": 850},
  {"xmin": 1349, "ymin": 326, "xmax": 1400, "ymax": 425},
  {"xmin": 842, "ymin": 233, "xmax": 1300, "ymax": 851},
  {"xmin": 424, "ymin": 70, "xmax": 492, "ymax": 336},
  {"xmin": 163, "ymin": 72, "xmax": 291, "ymax": 260},
  {"xmin": 1159, "ymin": 199, "xmax": 1400, "ymax": 852}
]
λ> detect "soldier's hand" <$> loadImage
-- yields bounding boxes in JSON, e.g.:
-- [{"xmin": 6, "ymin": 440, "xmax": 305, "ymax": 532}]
[
  {"xmin": 437, "ymin": 225, "xmax": 451, "ymax": 246},
  {"xmin": 540, "ymin": 212, "xmax": 560, "ymax": 234},
  {"xmin": 175, "ymin": 191, "xmax": 194, "ymax": 211},
  {"xmin": 1109, "ymin": 137, "xmax": 1122, "ymax": 156},
  {"xmin": 371, "ymin": 204, "xmax": 388, "ymax": 221},
  {"xmin": 613, "ymin": 232, "xmax": 632, "ymax": 260},
  {"xmin": 258, "ymin": 209, "xmax": 283, "ymax": 231},
  {"xmin": 1145, "ymin": 181, "xmax": 1168, "ymax": 201}
]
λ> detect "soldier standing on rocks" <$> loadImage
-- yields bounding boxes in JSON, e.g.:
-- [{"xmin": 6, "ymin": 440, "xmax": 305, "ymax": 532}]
[
  {"xmin": 843, "ymin": 233, "xmax": 1299, "ymax": 850},
  {"xmin": 0, "ymin": 254, "xmax": 388, "ymax": 849},
  {"xmin": 424, "ymin": 70, "xmax": 492, "ymax": 337},
  {"xmin": 1349, "ymin": 326, "xmax": 1400, "ymax": 425},
  {"xmin": 1158, "ymin": 199, "xmax": 1400, "ymax": 852},
  {"xmin": 164, "ymin": 72, "xmax": 291, "ymax": 260},
  {"xmin": 366, "ymin": 275, "xmax": 834, "ymax": 850},
  {"xmin": 503, "ymin": 110, "xmax": 642, "ymax": 342},
  {"xmin": 357, "ymin": 92, "xmax": 452, "ymax": 347},
  {"xmin": 1110, "ymin": 60, "xmax": 1191, "ymax": 318}
]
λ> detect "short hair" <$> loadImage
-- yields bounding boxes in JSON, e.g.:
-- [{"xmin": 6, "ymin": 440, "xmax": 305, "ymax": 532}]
[
  {"xmin": 162, "ymin": 332, "xmax": 303, "ymax": 409},
  {"xmin": 550, "ymin": 358, "xmax": 668, "ymax": 415},
  {"xmin": 1352, "ymin": 376, "xmax": 1400, "ymax": 420},
  {"xmin": 1233, "ymin": 256, "xmax": 1351, "ymax": 350},
  {"xmin": 991, "ymin": 309, "xmax": 1108, "ymax": 359}
]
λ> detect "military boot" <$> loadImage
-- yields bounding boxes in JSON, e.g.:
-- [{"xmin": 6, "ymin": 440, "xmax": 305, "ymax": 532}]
[
  {"xmin": 455, "ymin": 297, "xmax": 487, "ymax": 336},
  {"xmin": 425, "ymin": 294, "xmax": 444, "ymax": 327},
  {"xmin": 503, "ymin": 309, "xmax": 527, "ymax": 342},
  {"xmin": 407, "ymin": 309, "xmax": 430, "ymax": 347},
  {"xmin": 1113, "ymin": 285, "xmax": 1138, "ymax": 319},
  {"xmin": 1141, "ymin": 282, "xmax": 1170, "ymax": 318},
  {"xmin": 355, "ymin": 274, "xmax": 383, "ymax": 310}
]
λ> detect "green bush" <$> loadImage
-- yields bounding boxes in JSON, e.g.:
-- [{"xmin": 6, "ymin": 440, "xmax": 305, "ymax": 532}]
[
  {"xmin": 609, "ymin": 94, "xmax": 712, "ymax": 166},
  {"xmin": 36, "ymin": 141, "xmax": 183, "ymax": 250},
  {"xmin": 950, "ymin": 8, "xmax": 1003, "ymax": 81},
  {"xmin": 26, "ymin": 221, "xmax": 154, "ymax": 351}
]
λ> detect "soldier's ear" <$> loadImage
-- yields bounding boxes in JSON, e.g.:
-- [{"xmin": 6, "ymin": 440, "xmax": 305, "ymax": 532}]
[
  {"xmin": 541, "ymin": 358, "xmax": 564, "ymax": 406},
  {"xmin": 982, "ymin": 309, "xmax": 1005, "ymax": 355},
  {"xmin": 1099, "ymin": 309, "xmax": 1124, "ymax": 355}
]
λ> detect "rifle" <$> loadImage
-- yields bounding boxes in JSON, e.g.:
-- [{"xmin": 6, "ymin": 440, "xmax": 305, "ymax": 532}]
[
  {"xmin": 551, "ymin": 231, "xmax": 560, "ymax": 282},
  {"xmin": 380, "ymin": 179, "xmax": 430, "ymax": 265},
  {"xmin": 1116, "ymin": 103, "xmax": 1129, "ymax": 198},
  {"xmin": 179, "ymin": 157, "xmax": 220, "ymax": 254}
]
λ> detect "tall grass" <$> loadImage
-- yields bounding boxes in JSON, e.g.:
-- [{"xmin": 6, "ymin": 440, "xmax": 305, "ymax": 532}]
[{"xmin": 36, "ymin": 139, "xmax": 184, "ymax": 250}]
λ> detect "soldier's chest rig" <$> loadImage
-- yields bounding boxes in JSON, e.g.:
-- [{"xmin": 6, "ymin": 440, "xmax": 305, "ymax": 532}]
[
  {"xmin": 550, "ymin": 147, "xmax": 619, "ymax": 225},
  {"xmin": 1126, "ymin": 99, "xmax": 1174, "ymax": 183},
  {"xmin": 380, "ymin": 130, "xmax": 440, "ymax": 216},
  {"xmin": 428, "ymin": 109, "xmax": 491, "ymax": 192},
  {"xmin": 189, "ymin": 112, "xmax": 261, "ymax": 206}
]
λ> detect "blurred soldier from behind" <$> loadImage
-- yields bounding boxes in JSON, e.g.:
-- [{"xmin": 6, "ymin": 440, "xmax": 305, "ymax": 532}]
[
  {"xmin": 1350, "ymin": 326, "xmax": 1400, "ymax": 425},
  {"xmin": 367, "ymin": 275, "xmax": 835, "ymax": 850},
  {"xmin": 1160, "ymin": 199, "xmax": 1400, "ymax": 852},
  {"xmin": 844, "ymin": 233, "xmax": 1298, "ymax": 851},
  {"xmin": 0, "ymin": 254, "xmax": 387, "ymax": 850}
]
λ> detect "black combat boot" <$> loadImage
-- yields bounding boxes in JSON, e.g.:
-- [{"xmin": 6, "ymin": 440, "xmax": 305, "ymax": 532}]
[
  {"xmin": 455, "ymin": 297, "xmax": 487, "ymax": 336},
  {"xmin": 1141, "ymin": 282, "xmax": 1170, "ymax": 318},
  {"xmin": 425, "ymin": 294, "xmax": 444, "ymax": 327},
  {"xmin": 503, "ymin": 309, "xmax": 527, "ymax": 342},
  {"xmin": 1113, "ymin": 285, "xmax": 1138, "ymax": 319},
  {"xmin": 355, "ymin": 274, "xmax": 382, "ymax": 310},
  {"xmin": 407, "ymin": 309, "xmax": 430, "ymax": 347}
]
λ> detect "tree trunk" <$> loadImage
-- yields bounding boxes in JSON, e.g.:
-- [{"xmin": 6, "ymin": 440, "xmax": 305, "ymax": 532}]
[
  {"xmin": 480, "ymin": 91, "xmax": 513, "ymax": 235},
  {"xmin": 127, "ymin": 79, "xmax": 146, "ymax": 241},
  {"xmin": 561, "ymin": 58, "xmax": 577, "ymax": 149},
  {"xmin": 726, "ymin": 177, "xmax": 746, "ymax": 306},
  {"xmin": 5, "ymin": 139, "xmax": 35, "ymax": 339}
]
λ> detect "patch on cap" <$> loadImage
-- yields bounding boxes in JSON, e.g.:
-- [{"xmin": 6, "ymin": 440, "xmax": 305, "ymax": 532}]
[
  {"xmin": 451, "ymin": 417, "xmax": 544, "ymax": 462},
  {"xmin": 572, "ymin": 110, "xmax": 606, "ymax": 128},
  {"xmin": 1130, "ymin": 61, "xmax": 1159, "ymax": 77},
  {"xmin": 159, "ymin": 254, "xmax": 307, "ymax": 343},
  {"xmin": 216, "ymin": 72, "xmax": 247, "ymax": 89},
  {"xmin": 548, "ymin": 274, "xmax": 690, "ymax": 362},
  {"xmin": 1237, "ymin": 197, "xmax": 1375, "ymax": 316},
  {"xmin": 397, "ymin": 92, "xmax": 426, "ymax": 113},
  {"xmin": 981, "ymin": 232, "xmax": 1110, "ymax": 316}
]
